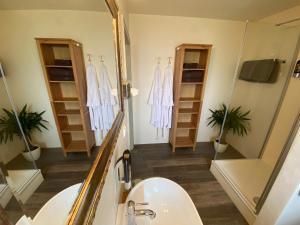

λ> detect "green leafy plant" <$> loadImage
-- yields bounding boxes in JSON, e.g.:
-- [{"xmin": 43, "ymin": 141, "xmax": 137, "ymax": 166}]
[
  {"xmin": 207, "ymin": 104, "xmax": 251, "ymax": 144},
  {"xmin": 0, "ymin": 105, "xmax": 48, "ymax": 151}
]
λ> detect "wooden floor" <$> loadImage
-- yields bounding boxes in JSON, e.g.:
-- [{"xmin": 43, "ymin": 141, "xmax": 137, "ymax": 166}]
[
  {"xmin": 4, "ymin": 147, "xmax": 98, "ymax": 223},
  {"xmin": 131, "ymin": 143, "xmax": 248, "ymax": 225}
]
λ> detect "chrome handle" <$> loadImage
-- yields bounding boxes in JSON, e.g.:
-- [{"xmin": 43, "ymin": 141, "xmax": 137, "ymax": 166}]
[{"xmin": 135, "ymin": 202, "xmax": 149, "ymax": 206}]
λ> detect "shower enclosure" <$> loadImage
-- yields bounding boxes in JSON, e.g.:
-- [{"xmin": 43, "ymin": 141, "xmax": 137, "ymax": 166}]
[
  {"xmin": 0, "ymin": 62, "xmax": 44, "ymax": 222},
  {"xmin": 210, "ymin": 21, "xmax": 300, "ymax": 224}
]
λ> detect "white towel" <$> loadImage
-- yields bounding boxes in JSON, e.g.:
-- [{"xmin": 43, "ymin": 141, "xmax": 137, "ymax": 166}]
[
  {"xmin": 86, "ymin": 63, "xmax": 101, "ymax": 131},
  {"xmin": 161, "ymin": 64, "xmax": 174, "ymax": 129},
  {"xmin": 148, "ymin": 65, "xmax": 163, "ymax": 129},
  {"xmin": 98, "ymin": 62, "xmax": 116, "ymax": 131}
]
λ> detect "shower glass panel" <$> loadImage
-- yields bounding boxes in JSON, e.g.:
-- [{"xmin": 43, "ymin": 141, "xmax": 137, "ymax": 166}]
[
  {"xmin": 0, "ymin": 168, "xmax": 26, "ymax": 223},
  {"xmin": 212, "ymin": 21, "xmax": 300, "ymax": 214},
  {"xmin": 0, "ymin": 64, "xmax": 40, "ymax": 223}
]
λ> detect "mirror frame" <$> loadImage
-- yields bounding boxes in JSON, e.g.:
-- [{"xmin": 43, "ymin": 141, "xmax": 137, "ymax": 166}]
[{"xmin": 66, "ymin": 0, "xmax": 124, "ymax": 224}]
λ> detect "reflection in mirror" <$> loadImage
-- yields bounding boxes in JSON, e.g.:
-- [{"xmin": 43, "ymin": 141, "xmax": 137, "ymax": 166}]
[
  {"xmin": 211, "ymin": 21, "xmax": 300, "ymax": 223},
  {"xmin": 0, "ymin": 1, "xmax": 120, "ymax": 223}
]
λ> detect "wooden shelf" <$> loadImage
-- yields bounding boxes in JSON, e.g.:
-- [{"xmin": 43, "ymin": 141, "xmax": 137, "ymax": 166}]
[
  {"xmin": 170, "ymin": 44, "xmax": 212, "ymax": 152},
  {"xmin": 65, "ymin": 140, "xmax": 87, "ymax": 152},
  {"xmin": 49, "ymin": 80, "xmax": 75, "ymax": 83},
  {"xmin": 183, "ymin": 68, "xmax": 205, "ymax": 71},
  {"xmin": 175, "ymin": 137, "xmax": 194, "ymax": 147},
  {"xmin": 53, "ymin": 97, "xmax": 79, "ymax": 102},
  {"xmin": 177, "ymin": 122, "xmax": 197, "ymax": 129},
  {"xmin": 37, "ymin": 38, "xmax": 95, "ymax": 156},
  {"xmin": 179, "ymin": 108, "xmax": 198, "ymax": 114},
  {"xmin": 61, "ymin": 124, "xmax": 83, "ymax": 133},
  {"xmin": 181, "ymin": 82, "xmax": 203, "ymax": 85},
  {"xmin": 46, "ymin": 65, "xmax": 73, "ymax": 68},
  {"xmin": 179, "ymin": 97, "xmax": 201, "ymax": 102},
  {"xmin": 57, "ymin": 109, "xmax": 80, "ymax": 116}
]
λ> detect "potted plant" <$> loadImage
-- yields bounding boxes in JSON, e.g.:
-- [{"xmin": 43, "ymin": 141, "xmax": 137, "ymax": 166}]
[
  {"xmin": 0, "ymin": 105, "xmax": 48, "ymax": 161},
  {"xmin": 207, "ymin": 104, "xmax": 250, "ymax": 153}
]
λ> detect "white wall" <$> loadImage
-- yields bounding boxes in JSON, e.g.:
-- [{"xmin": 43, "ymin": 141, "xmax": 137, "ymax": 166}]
[
  {"xmin": 0, "ymin": 10, "xmax": 118, "ymax": 151},
  {"xmin": 129, "ymin": 14, "xmax": 245, "ymax": 144},
  {"xmin": 226, "ymin": 22, "xmax": 300, "ymax": 158},
  {"xmin": 276, "ymin": 183, "xmax": 300, "ymax": 225}
]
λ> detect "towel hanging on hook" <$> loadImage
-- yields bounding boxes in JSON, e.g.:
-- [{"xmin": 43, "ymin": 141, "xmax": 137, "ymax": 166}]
[
  {"xmin": 161, "ymin": 62, "xmax": 174, "ymax": 137},
  {"xmin": 97, "ymin": 60, "xmax": 116, "ymax": 133},
  {"xmin": 148, "ymin": 61, "xmax": 163, "ymax": 138},
  {"xmin": 86, "ymin": 60, "xmax": 101, "ymax": 131}
]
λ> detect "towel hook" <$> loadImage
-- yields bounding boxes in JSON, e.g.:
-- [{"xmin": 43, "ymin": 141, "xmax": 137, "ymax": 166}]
[
  {"xmin": 100, "ymin": 55, "xmax": 104, "ymax": 62},
  {"xmin": 168, "ymin": 57, "xmax": 172, "ymax": 65},
  {"xmin": 156, "ymin": 57, "xmax": 161, "ymax": 65},
  {"xmin": 87, "ymin": 54, "xmax": 92, "ymax": 63},
  {"xmin": 274, "ymin": 58, "xmax": 286, "ymax": 64}
]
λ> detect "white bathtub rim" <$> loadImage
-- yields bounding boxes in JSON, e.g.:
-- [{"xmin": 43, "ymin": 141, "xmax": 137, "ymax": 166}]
[{"xmin": 126, "ymin": 177, "xmax": 203, "ymax": 224}]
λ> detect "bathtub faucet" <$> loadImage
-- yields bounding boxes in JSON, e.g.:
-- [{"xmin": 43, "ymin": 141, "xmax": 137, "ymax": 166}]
[{"xmin": 127, "ymin": 200, "xmax": 156, "ymax": 223}]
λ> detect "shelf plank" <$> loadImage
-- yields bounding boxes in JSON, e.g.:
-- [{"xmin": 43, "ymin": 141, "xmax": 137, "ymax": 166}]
[
  {"xmin": 53, "ymin": 97, "xmax": 79, "ymax": 102},
  {"xmin": 177, "ymin": 122, "xmax": 197, "ymax": 129},
  {"xmin": 183, "ymin": 68, "xmax": 205, "ymax": 71},
  {"xmin": 181, "ymin": 82, "xmax": 203, "ymax": 85},
  {"xmin": 175, "ymin": 137, "xmax": 194, "ymax": 147},
  {"xmin": 46, "ymin": 65, "xmax": 73, "ymax": 68},
  {"xmin": 178, "ymin": 108, "xmax": 198, "ymax": 114},
  {"xmin": 57, "ymin": 109, "xmax": 81, "ymax": 116},
  {"xmin": 179, "ymin": 97, "xmax": 201, "ymax": 102},
  {"xmin": 49, "ymin": 80, "xmax": 75, "ymax": 83},
  {"xmin": 65, "ymin": 140, "xmax": 87, "ymax": 152},
  {"xmin": 61, "ymin": 124, "xmax": 83, "ymax": 133}
]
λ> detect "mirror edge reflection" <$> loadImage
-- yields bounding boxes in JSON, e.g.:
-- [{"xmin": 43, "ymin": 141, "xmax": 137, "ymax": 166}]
[{"xmin": 66, "ymin": 0, "xmax": 125, "ymax": 224}]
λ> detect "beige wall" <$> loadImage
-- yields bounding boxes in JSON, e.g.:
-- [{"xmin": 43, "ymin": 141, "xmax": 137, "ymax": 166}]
[
  {"xmin": 226, "ymin": 22, "xmax": 300, "ymax": 158},
  {"xmin": 129, "ymin": 14, "xmax": 245, "ymax": 144},
  {"xmin": 0, "ymin": 10, "xmax": 118, "ymax": 153}
]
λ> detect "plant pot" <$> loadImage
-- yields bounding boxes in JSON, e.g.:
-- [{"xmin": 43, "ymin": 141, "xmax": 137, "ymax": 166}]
[
  {"xmin": 214, "ymin": 140, "xmax": 228, "ymax": 153},
  {"xmin": 22, "ymin": 146, "xmax": 41, "ymax": 161}
]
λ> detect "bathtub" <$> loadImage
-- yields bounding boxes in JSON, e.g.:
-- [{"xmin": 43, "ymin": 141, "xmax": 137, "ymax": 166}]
[{"xmin": 119, "ymin": 177, "xmax": 203, "ymax": 225}]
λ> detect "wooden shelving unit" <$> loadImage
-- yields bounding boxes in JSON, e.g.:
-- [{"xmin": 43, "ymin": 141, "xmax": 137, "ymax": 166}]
[
  {"xmin": 36, "ymin": 38, "xmax": 95, "ymax": 156},
  {"xmin": 170, "ymin": 44, "xmax": 212, "ymax": 152}
]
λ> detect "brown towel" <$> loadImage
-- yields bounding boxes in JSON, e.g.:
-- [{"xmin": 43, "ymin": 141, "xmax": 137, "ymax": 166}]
[{"xmin": 239, "ymin": 59, "xmax": 280, "ymax": 83}]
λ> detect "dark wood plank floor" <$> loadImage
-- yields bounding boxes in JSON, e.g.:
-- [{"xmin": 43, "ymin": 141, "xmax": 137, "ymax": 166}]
[
  {"xmin": 131, "ymin": 142, "xmax": 248, "ymax": 225},
  {"xmin": 4, "ymin": 147, "xmax": 98, "ymax": 223}
]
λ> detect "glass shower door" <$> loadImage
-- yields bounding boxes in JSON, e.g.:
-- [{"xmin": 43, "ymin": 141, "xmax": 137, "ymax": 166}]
[
  {"xmin": 0, "ymin": 62, "xmax": 42, "ymax": 223},
  {"xmin": 211, "ymin": 21, "xmax": 300, "ymax": 222}
]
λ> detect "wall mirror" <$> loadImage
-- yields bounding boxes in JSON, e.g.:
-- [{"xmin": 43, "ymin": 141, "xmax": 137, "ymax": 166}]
[
  {"xmin": 0, "ymin": 0, "xmax": 123, "ymax": 224},
  {"xmin": 211, "ymin": 20, "xmax": 300, "ymax": 222}
]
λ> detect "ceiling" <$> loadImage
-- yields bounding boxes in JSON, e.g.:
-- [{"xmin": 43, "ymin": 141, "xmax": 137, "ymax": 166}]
[
  {"xmin": 0, "ymin": 0, "xmax": 300, "ymax": 21},
  {"xmin": 0, "ymin": 0, "xmax": 107, "ymax": 11},
  {"xmin": 127, "ymin": 0, "xmax": 300, "ymax": 21}
]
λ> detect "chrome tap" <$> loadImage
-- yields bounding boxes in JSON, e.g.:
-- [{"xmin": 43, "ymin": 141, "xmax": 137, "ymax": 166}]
[{"xmin": 127, "ymin": 200, "xmax": 156, "ymax": 225}]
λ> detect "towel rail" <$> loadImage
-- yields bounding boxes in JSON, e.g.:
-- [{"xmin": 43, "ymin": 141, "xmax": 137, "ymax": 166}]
[{"xmin": 274, "ymin": 59, "xmax": 286, "ymax": 64}]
